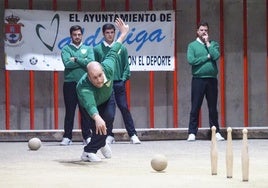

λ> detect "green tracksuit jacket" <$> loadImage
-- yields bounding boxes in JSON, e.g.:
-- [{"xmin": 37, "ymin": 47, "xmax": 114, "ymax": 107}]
[
  {"xmin": 187, "ymin": 39, "xmax": 220, "ymax": 78},
  {"xmin": 76, "ymin": 42, "xmax": 122, "ymax": 117},
  {"xmin": 94, "ymin": 42, "xmax": 130, "ymax": 81},
  {"xmin": 61, "ymin": 43, "xmax": 95, "ymax": 82}
]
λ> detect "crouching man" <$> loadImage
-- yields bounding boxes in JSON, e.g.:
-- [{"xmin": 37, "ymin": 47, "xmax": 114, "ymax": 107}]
[{"xmin": 76, "ymin": 18, "xmax": 130, "ymax": 162}]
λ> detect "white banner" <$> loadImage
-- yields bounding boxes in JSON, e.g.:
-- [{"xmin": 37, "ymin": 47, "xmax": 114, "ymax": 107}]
[{"xmin": 4, "ymin": 9, "xmax": 175, "ymax": 71}]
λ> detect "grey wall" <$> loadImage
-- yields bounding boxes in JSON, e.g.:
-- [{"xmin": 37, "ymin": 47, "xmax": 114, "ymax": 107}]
[{"xmin": 0, "ymin": 0, "xmax": 267, "ymax": 130}]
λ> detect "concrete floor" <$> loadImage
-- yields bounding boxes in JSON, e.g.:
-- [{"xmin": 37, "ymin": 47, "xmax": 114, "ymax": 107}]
[{"xmin": 0, "ymin": 139, "xmax": 267, "ymax": 188}]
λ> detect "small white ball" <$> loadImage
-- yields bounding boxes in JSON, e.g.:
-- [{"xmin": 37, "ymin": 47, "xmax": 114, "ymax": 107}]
[
  {"xmin": 28, "ymin": 137, "xmax": 42, "ymax": 151},
  {"xmin": 151, "ymin": 154, "xmax": 168, "ymax": 172}
]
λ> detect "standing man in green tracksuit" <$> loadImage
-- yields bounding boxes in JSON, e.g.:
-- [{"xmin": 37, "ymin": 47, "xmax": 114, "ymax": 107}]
[
  {"xmin": 186, "ymin": 21, "xmax": 224, "ymax": 142},
  {"xmin": 60, "ymin": 25, "xmax": 94, "ymax": 146},
  {"xmin": 77, "ymin": 18, "xmax": 130, "ymax": 162},
  {"xmin": 93, "ymin": 23, "xmax": 141, "ymax": 144}
]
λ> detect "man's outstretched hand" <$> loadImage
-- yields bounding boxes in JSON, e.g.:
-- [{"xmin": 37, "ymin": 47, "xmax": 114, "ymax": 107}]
[{"xmin": 115, "ymin": 18, "xmax": 129, "ymax": 43}]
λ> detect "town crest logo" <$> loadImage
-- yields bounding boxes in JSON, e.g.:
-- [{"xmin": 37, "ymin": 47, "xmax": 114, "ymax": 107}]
[{"xmin": 4, "ymin": 14, "xmax": 24, "ymax": 45}]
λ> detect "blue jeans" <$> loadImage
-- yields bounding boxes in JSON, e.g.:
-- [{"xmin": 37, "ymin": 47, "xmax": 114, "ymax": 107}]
[
  {"xmin": 63, "ymin": 81, "xmax": 91, "ymax": 140},
  {"xmin": 107, "ymin": 81, "xmax": 137, "ymax": 137}
]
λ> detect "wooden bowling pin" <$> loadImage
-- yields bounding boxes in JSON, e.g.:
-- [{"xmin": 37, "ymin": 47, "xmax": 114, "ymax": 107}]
[
  {"xmin": 211, "ymin": 126, "xmax": 218, "ymax": 175},
  {"xmin": 226, "ymin": 127, "xmax": 233, "ymax": 178},
  {"xmin": 241, "ymin": 128, "xmax": 249, "ymax": 181}
]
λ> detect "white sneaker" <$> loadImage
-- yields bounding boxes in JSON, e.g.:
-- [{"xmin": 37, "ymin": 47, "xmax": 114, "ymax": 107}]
[
  {"xmin": 83, "ymin": 137, "xmax": 91, "ymax": 145},
  {"xmin": 216, "ymin": 133, "xmax": 225, "ymax": 141},
  {"xmin": 187, "ymin": 134, "xmax": 196, "ymax": 141},
  {"xmin": 81, "ymin": 152, "xmax": 101, "ymax": 162},
  {"xmin": 100, "ymin": 143, "xmax": 112, "ymax": 158},
  {"xmin": 60, "ymin": 137, "xmax": 72, "ymax": 146},
  {"xmin": 130, "ymin": 135, "xmax": 141, "ymax": 144},
  {"xmin": 106, "ymin": 135, "xmax": 115, "ymax": 144}
]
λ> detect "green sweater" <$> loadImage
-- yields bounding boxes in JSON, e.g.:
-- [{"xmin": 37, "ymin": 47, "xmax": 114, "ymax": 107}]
[
  {"xmin": 76, "ymin": 42, "xmax": 122, "ymax": 117},
  {"xmin": 61, "ymin": 43, "xmax": 94, "ymax": 82},
  {"xmin": 187, "ymin": 39, "xmax": 220, "ymax": 78},
  {"xmin": 94, "ymin": 42, "xmax": 130, "ymax": 81}
]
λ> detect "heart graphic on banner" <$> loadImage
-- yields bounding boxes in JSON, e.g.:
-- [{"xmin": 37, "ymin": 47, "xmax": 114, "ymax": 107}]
[{"xmin": 36, "ymin": 14, "xmax": 60, "ymax": 51}]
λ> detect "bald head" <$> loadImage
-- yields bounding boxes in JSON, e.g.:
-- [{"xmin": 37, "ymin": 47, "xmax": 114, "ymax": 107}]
[
  {"xmin": 87, "ymin": 61, "xmax": 102, "ymax": 74},
  {"xmin": 87, "ymin": 61, "xmax": 105, "ymax": 88}
]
